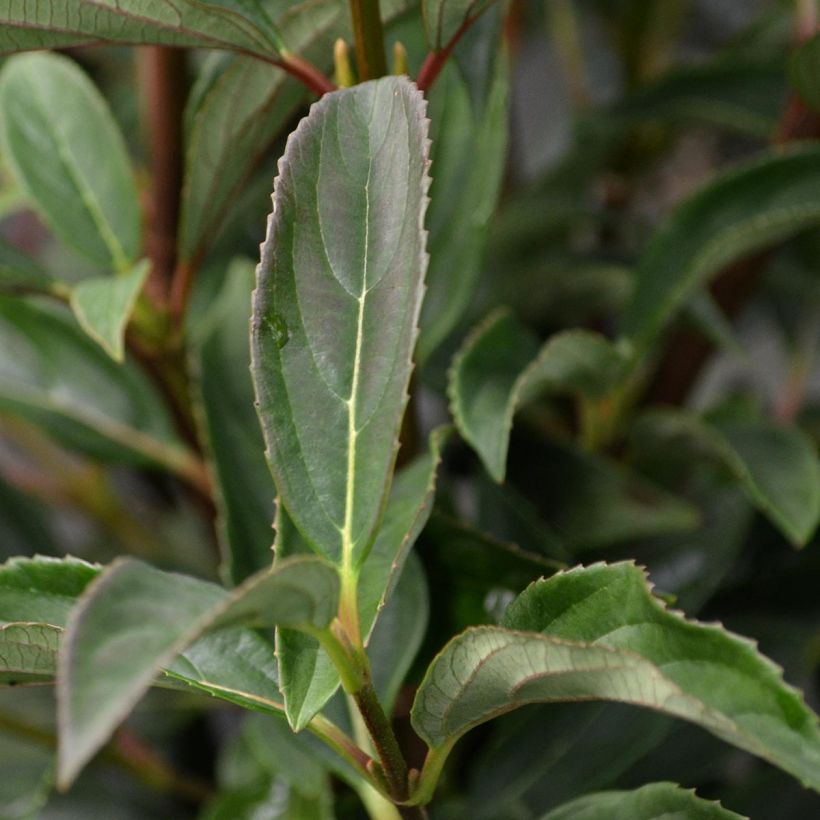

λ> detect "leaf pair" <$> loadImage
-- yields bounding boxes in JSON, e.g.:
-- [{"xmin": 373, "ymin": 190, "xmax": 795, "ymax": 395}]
[{"xmin": 0, "ymin": 52, "xmax": 147, "ymax": 360}]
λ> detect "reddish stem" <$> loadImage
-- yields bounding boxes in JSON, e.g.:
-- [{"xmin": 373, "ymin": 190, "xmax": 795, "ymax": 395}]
[
  {"xmin": 416, "ymin": 17, "xmax": 475, "ymax": 92},
  {"xmin": 275, "ymin": 53, "xmax": 337, "ymax": 95}
]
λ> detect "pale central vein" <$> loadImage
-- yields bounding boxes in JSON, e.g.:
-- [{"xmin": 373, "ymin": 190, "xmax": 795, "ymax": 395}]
[{"xmin": 341, "ymin": 127, "xmax": 374, "ymax": 563}]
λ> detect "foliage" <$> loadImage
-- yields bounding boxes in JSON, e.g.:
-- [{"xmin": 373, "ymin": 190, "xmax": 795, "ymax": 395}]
[{"xmin": 0, "ymin": 1, "xmax": 819, "ymax": 818}]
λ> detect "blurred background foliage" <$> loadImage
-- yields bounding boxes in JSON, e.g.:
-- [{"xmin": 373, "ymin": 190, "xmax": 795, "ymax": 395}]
[{"xmin": 2, "ymin": 0, "xmax": 820, "ymax": 817}]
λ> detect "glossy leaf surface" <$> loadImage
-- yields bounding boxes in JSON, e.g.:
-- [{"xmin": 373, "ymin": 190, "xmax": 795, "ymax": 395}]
[
  {"xmin": 540, "ymin": 782, "xmax": 744, "ymax": 820},
  {"xmin": 411, "ymin": 562, "xmax": 820, "ymax": 792},
  {"xmin": 251, "ymin": 77, "xmax": 430, "ymax": 565},
  {"xmin": 69, "ymin": 260, "xmax": 149, "ymax": 361},
  {"xmin": 0, "ymin": 52, "xmax": 140, "ymax": 272}
]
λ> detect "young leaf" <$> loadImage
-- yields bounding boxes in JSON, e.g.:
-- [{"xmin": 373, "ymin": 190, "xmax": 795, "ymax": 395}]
[
  {"xmin": 411, "ymin": 562, "xmax": 820, "ymax": 792},
  {"xmin": 0, "ymin": 0, "xmax": 285, "ymax": 58},
  {"xmin": 251, "ymin": 77, "xmax": 431, "ymax": 565},
  {"xmin": 58, "ymin": 556, "xmax": 338, "ymax": 786},
  {"xmin": 192, "ymin": 260, "xmax": 276, "ymax": 584},
  {"xmin": 69, "ymin": 260, "xmax": 150, "ymax": 361},
  {"xmin": 277, "ymin": 429, "xmax": 445, "ymax": 728},
  {"xmin": 419, "ymin": 58, "xmax": 509, "ymax": 362},
  {"xmin": 632, "ymin": 410, "xmax": 820, "ymax": 546},
  {"xmin": 0, "ymin": 296, "xmax": 194, "ymax": 475},
  {"xmin": 540, "ymin": 782, "xmax": 745, "ymax": 820},
  {"xmin": 449, "ymin": 309, "xmax": 629, "ymax": 481},
  {"xmin": 623, "ymin": 144, "xmax": 820, "ymax": 348},
  {"xmin": 0, "ymin": 52, "xmax": 140, "ymax": 272}
]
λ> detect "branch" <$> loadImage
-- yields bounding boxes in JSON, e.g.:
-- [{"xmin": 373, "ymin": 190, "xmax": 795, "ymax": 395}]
[
  {"xmin": 416, "ymin": 16, "xmax": 475, "ymax": 92},
  {"xmin": 349, "ymin": 0, "xmax": 388, "ymax": 80}
]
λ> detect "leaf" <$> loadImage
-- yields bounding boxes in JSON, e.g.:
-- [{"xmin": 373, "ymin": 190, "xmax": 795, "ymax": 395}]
[
  {"xmin": 419, "ymin": 58, "xmax": 508, "ymax": 362},
  {"xmin": 0, "ymin": 237, "xmax": 55, "ymax": 294},
  {"xmin": 449, "ymin": 309, "xmax": 629, "ymax": 482},
  {"xmin": 411, "ymin": 562, "xmax": 820, "ymax": 793},
  {"xmin": 623, "ymin": 144, "xmax": 820, "ymax": 348},
  {"xmin": 0, "ymin": 296, "xmax": 193, "ymax": 474},
  {"xmin": 0, "ymin": 52, "xmax": 140, "ymax": 272},
  {"xmin": 540, "ymin": 782, "xmax": 745, "ymax": 820},
  {"xmin": 790, "ymin": 33, "xmax": 820, "ymax": 113},
  {"xmin": 0, "ymin": 556, "xmax": 284, "ymax": 738},
  {"xmin": 57, "ymin": 556, "xmax": 338, "ymax": 786},
  {"xmin": 277, "ymin": 429, "xmax": 445, "ymax": 728},
  {"xmin": 192, "ymin": 259, "xmax": 276, "ymax": 584},
  {"xmin": 632, "ymin": 410, "xmax": 820, "ymax": 546},
  {"xmin": 0, "ymin": 0, "xmax": 285, "ymax": 58},
  {"xmin": 69, "ymin": 260, "xmax": 149, "ymax": 361},
  {"xmin": 251, "ymin": 77, "xmax": 431, "ymax": 565},
  {"xmin": 0, "ymin": 622, "xmax": 61, "ymax": 684}
]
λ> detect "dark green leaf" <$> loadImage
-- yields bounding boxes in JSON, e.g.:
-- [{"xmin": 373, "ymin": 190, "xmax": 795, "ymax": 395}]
[
  {"xmin": 192, "ymin": 259, "xmax": 276, "ymax": 584},
  {"xmin": 0, "ymin": 296, "xmax": 193, "ymax": 474},
  {"xmin": 790, "ymin": 33, "xmax": 820, "ymax": 113},
  {"xmin": 419, "ymin": 58, "xmax": 509, "ymax": 362},
  {"xmin": 540, "ymin": 782, "xmax": 745, "ymax": 820},
  {"xmin": 0, "ymin": 622, "xmax": 60, "ymax": 684},
  {"xmin": 58, "ymin": 556, "xmax": 338, "ymax": 785},
  {"xmin": 624, "ymin": 145, "xmax": 820, "ymax": 348},
  {"xmin": 632, "ymin": 410, "xmax": 820, "ymax": 546},
  {"xmin": 251, "ymin": 77, "xmax": 430, "ymax": 565},
  {"xmin": 69, "ymin": 260, "xmax": 149, "ymax": 361},
  {"xmin": 0, "ymin": 52, "xmax": 140, "ymax": 272},
  {"xmin": 423, "ymin": 0, "xmax": 492, "ymax": 50},
  {"xmin": 450, "ymin": 310, "xmax": 628, "ymax": 481},
  {"xmin": 0, "ymin": 237, "xmax": 55, "ymax": 294},
  {"xmin": 411, "ymin": 562, "xmax": 820, "ymax": 792}
]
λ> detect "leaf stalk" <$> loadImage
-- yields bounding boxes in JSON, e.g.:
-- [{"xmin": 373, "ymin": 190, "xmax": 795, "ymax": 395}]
[{"xmin": 349, "ymin": 0, "xmax": 388, "ymax": 80}]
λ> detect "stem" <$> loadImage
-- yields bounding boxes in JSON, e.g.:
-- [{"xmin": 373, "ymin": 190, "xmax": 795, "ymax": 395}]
[
  {"xmin": 353, "ymin": 682, "xmax": 409, "ymax": 802},
  {"xmin": 349, "ymin": 0, "xmax": 388, "ymax": 80},
  {"xmin": 277, "ymin": 52, "xmax": 337, "ymax": 95},
  {"xmin": 546, "ymin": 0, "xmax": 589, "ymax": 108},
  {"xmin": 416, "ymin": 17, "xmax": 474, "ymax": 92},
  {"xmin": 137, "ymin": 47, "xmax": 187, "ymax": 308},
  {"xmin": 309, "ymin": 713, "xmax": 376, "ymax": 782}
]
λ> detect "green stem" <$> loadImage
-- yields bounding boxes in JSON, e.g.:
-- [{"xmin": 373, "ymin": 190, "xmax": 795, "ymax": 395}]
[
  {"xmin": 406, "ymin": 740, "xmax": 456, "ymax": 806},
  {"xmin": 353, "ymin": 682, "xmax": 409, "ymax": 802},
  {"xmin": 350, "ymin": 0, "xmax": 388, "ymax": 80}
]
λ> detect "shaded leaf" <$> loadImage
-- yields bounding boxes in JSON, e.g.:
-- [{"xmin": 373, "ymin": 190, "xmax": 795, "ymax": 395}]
[
  {"xmin": 192, "ymin": 259, "xmax": 276, "ymax": 584},
  {"xmin": 0, "ymin": 237, "xmax": 55, "ymax": 294},
  {"xmin": 251, "ymin": 77, "xmax": 430, "ymax": 564},
  {"xmin": 423, "ymin": 0, "xmax": 492, "ymax": 50},
  {"xmin": 0, "ymin": 296, "xmax": 193, "ymax": 474},
  {"xmin": 0, "ymin": 622, "xmax": 60, "ymax": 684},
  {"xmin": 540, "ymin": 782, "xmax": 745, "ymax": 820},
  {"xmin": 58, "ymin": 556, "xmax": 338, "ymax": 785},
  {"xmin": 0, "ymin": 52, "xmax": 140, "ymax": 272},
  {"xmin": 419, "ymin": 58, "xmax": 509, "ymax": 362},
  {"xmin": 69, "ymin": 259, "xmax": 149, "ymax": 361},
  {"xmin": 632, "ymin": 410, "xmax": 820, "ymax": 546},
  {"xmin": 411, "ymin": 563, "xmax": 820, "ymax": 792},
  {"xmin": 450, "ymin": 308, "xmax": 630, "ymax": 481},
  {"xmin": 790, "ymin": 33, "xmax": 820, "ymax": 113},
  {"xmin": 624, "ymin": 145, "xmax": 820, "ymax": 348}
]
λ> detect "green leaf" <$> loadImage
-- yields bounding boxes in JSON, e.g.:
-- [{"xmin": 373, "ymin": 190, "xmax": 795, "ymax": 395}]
[
  {"xmin": 540, "ymin": 782, "xmax": 745, "ymax": 820},
  {"xmin": 0, "ymin": 296, "xmax": 194, "ymax": 475},
  {"xmin": 449, "ymin": 309, "xmax": 629, "ymax": 482},
  {"xmin": 277, "ymin": 429, "xmax": 445, "ymax": 728},
  {"xmin": 632, "ymin": 410, "xmax": 820, "ymax": 546},
  {"xmin": 0, "ymin": 555, "xmax": 285, "ymax": 741},
  {"xmin": 419, "ymin": 58, "xmax": 509, "ymax": 362},
  {"xmin": 411, "ymin": 562, "xmax": 820, "ymax": 793},
  {"xmin": 0, "ymin": 237, "xmax": 55, "ymax": 294},
  {"xmin": 0, "ymin": 0, "xmax": 286, "ymax": 58},
  {"xmin": 0, "ymin": 622, "xmax": 60, "ymax": 684},
  {"xmin": 0, "ymin": 52, "xmax": 140, "ymax": 272},
  {"xmin": 623, "ymin": 144, "xmax": 820, "ymax": 348},
  {"xmin": 57, "ymin": 556, "xmax": 338, "ymax": 786},
  {"xmin": 251, "ymin": 77, "xmax": 431, "ymax": 565},
  {"xmin": 69, "ymin": 260, "xmax": 149, "ymax": 361},
  {"xmin": 790, "ymin": 33, "xmax": 820, "ymax": 113},
  {"xmin": 192, "ymin": 260, "xmax": 276, "ymax": 584}
]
